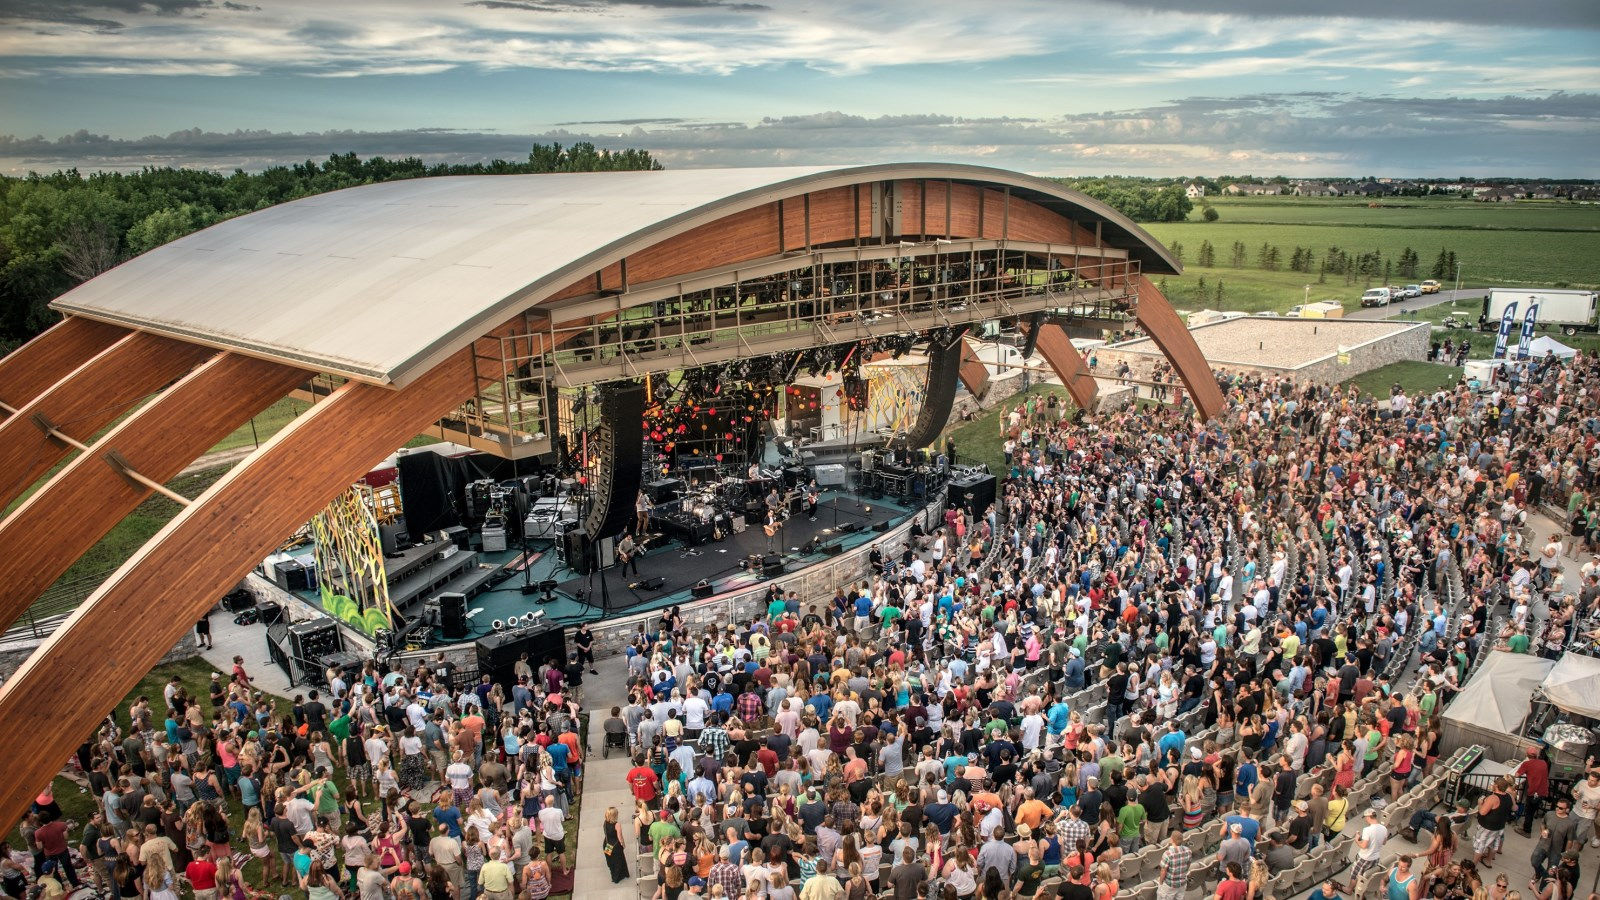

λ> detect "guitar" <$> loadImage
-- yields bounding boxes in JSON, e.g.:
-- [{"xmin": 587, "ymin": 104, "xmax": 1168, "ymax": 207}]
[{"xmin": 763, "ymin": 514, "xmax": 784, "ymax": 537}]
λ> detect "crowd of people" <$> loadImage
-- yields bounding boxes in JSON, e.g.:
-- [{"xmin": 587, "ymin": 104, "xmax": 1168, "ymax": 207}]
[
  {"xmin": 603, "ymin": 348, "xmax": 1600, "ymax": 900},
  {"xmin": 9, "ymin": 632, "xmax": 600, "ymax": 900},
  {"xmin": 8, "ymin": 346, "xmax": 1600, "ymax": 900}
]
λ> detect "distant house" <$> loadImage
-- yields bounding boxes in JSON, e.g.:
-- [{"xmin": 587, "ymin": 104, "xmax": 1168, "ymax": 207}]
[
  {"xmin": 1184, "ymin": 183, "xmax": 1206, "ymax": 199},
  {"xmin": 1571, "ymin": 189, "xmax": 1600, "ymax": 202},
  {"xmin": 1476, "ymin": 190, "xmax": 1518, "ymax": 203},
  {"xmin": 1224, "ymin": 183, "xmax": 1283, "ymax": 196},
  {"xmin": 1346, "ymin": 181, "xmax": 1390, "ymax": 197},
  {"xmin": 1529, "ymin": 188, "xmax": 1557, "ymax": 200},
  {"xmin": 1294, "ymin": 181, "xmax": 1339, "ymax": 197}
]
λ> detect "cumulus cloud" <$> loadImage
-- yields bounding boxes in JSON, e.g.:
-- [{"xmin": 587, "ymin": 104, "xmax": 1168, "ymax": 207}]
[{"xmin": 5, "ymin": 94, "xmax": 1596, "ymax": 176}]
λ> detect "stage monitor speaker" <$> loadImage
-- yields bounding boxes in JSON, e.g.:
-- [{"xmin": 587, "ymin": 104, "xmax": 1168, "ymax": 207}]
[
  {"xmin": 563, "ymin": 530, "xmax": 592, "ymax": 572},
  {"xmin": 821, "ymin": 541, "xmax": 845, "ymax": 556},
  {"xmin": 475, "ymin": 625, "xmax": 567, "ymax": 690},
  {"xmin": 444, "ymin": 526, "xmax": 470, "ymax": 551},
  {"xmin": 731, "ymin": 514, "xmax": 747, "ymax": 534},
  {"xmin": 691, "ymin": 580, "xmax": 714, "ymax": 598},
  {"xmin": 438, "ymin": 591, "xmax": 468, "ymax": 639},
  {"xmin": 872, "ymin": 520, "xmax": 892, "ymax": 533},
  {"xmin": 762, "ymin": 553, "xmax": 784, "ymax": 577},
  {"xmin": 630, "ymin": 576, "xmax": 666, "ymax": 591}
]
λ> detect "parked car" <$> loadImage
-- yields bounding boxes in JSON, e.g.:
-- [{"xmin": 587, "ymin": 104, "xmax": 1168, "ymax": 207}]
[
  {"xmin": 1420, "ymin": 280, "xmax": 1442, "ymax": 294},
  {"xmin": 1360, "ymin": 287, "xmax": 1394, "ymax": 307},
  {"xmin": 1401, "ymin": 285, "xmax": 1422, "ymax": 299}
]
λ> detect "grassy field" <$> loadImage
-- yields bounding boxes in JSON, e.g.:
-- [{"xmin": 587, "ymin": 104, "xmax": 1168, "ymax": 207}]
[
  {"xmin": 942, "ymin": 383, "xmax": 1073, "ymax": 473},
  {"xmin": 1144, "ymin": 196, "xmax": 1600, "ymax": 315},
  {"xmin": 1341, "ymin": 360, "xmax": 1464, "ymax": 399},
  {"xmin": 210, "ymin": 397, "xmax": 312, "ymax": 453}
]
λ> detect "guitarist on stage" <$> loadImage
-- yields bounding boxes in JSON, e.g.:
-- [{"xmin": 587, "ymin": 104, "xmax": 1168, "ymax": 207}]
[
  {"xmin": 805, "ymin": 480, "xmax": 820, "ymax": 522},
  {"xmin": 615, "ymin": 532, "xmax": 641, "ymax": 575}
]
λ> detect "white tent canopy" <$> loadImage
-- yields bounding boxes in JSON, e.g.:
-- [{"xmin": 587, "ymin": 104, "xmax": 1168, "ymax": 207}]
[
  {"xmin": 1526, "ymin": 335, "xmax": 1577, "ymax": 359},
  {"xmin": 1442, "ymin": 650, "xmax": 1556, "ymax": 734},
  {"xmin": 1540, "ymin": 653, "xmax": 1600, "ymax": 719}
]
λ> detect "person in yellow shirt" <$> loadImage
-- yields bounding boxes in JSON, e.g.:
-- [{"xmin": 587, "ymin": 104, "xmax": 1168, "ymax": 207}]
[
  {"xmin": 477, "ymin": 856, "xmax": 515, "ymax": 900},
  {"xmin": 800, "ymin": 859, "xmax": 845, "ymax": 900}
]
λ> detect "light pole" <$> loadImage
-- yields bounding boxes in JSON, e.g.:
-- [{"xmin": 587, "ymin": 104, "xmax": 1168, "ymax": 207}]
[{"xmin": 1452, "ymin": 262, "xmax": 1463, "ymax": 311}]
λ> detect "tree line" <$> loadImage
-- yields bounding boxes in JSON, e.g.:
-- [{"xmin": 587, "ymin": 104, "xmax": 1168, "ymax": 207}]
[
  {"xmin": 1167, "ymin": 240, "xmax": 1460, "ymax": 286},
  {"xmin": 1051, "ymin": 177, "xmax": 1194, "ymax": 223},
  {"xmin": 0, "ymin": 142, "xmax": 662, "ymax": 352}
]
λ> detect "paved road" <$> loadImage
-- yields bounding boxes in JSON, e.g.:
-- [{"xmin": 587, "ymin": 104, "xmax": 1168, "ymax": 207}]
[{"xmin": 1343, "ymin": 287, "xmax": 1480, "ymax": 321}]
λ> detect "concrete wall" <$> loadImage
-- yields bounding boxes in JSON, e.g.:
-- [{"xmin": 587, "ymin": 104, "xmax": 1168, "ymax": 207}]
[{"xmin": 1292, "ymin": 321, "xmax": 1430, "ymax": 383}]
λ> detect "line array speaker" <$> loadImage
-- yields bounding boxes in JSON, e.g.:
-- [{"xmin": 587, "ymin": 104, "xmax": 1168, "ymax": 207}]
[{"xmin": 581, "ymin": 382, "xmax": 647, "ymax": 542}]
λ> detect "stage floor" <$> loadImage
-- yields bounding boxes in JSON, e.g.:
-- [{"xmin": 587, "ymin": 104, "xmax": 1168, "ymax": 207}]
[
  {"xmin": 554, "ymin": 494, "xmax": 904, "ymax": 610},
  {"xmin": 283, "ymin": 489, "xmax": 913, "ymax": 645}
]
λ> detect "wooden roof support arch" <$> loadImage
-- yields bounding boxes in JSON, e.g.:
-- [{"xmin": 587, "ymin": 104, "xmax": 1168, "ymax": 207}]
[
  {"xmin": 0, "ymin": 317, "xmax": 127, "ymax": 417},
  {"xmin": 0, "ymin": 353, "xmax": 309, "ymax": 625},
  {"xmin": 0, "ymin": 348, "xmax": 475, "ymax": 830},
  {"xmin": 1133, "ymin": 275, "xmax": 1225, "ymax": 421},
  {"xmin": 0, "ymin": 331, "xmax": 216, "ymax": 510},
  {"xmin": 956, "ymin": 340, "xmax": 991, "ymax": 400},
  {"xmin": 1030, "ymin": 322, "xmax": 1100, "ymax": 412}
]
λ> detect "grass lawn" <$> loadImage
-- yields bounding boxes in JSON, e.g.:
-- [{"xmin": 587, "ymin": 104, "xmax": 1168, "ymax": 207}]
[
  {"xmin": 1341, "ymin": 361, "xmax": 1464, "ymax": 399},
  {"xmin": 210, "ymin": 397, "xmax": 312, "ymax": 453},
  {"xmin": 941, "ymin": 383, "xmax": 1073, "ymax": 474},
  {"xmin": 1144, "ymin": 196, "xmax": 1600, "ymax": 316}
]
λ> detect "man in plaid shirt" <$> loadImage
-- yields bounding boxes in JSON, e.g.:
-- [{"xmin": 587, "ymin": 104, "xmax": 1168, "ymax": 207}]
[
  {"xmin": 1058, "ymin": 805, "xmax": 1091, "ymax": 854},
  {"xmin": 708, "ymin": 845, "xmax": 744, "ymax": 897},
  {"xmin": 698, "ymin": 714, "xmax": 730, "ymax": 759},
  {"xmin": 1156, "ymin": 831, "xmax": 1192, "ymax": 900},
  {"xmin": 737, "ymin": 688, "xmax": 764, "ymax": 721}
]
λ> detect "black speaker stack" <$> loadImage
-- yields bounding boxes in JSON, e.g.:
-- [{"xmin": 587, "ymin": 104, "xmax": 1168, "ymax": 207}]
[
  {"xmin": 475, "ymin": 625, "xmax": 568, "ymax": 690},
  {"xmin": 947, "ymin": 471, "xmax": 997, "ymax": 516},
  {"xmin": 439, "ymin": 591, "xmax": 468, "ymax": 639},
  {"xmin": 287, "ymin": 619, "xmax": 341, "ymax": 662}
]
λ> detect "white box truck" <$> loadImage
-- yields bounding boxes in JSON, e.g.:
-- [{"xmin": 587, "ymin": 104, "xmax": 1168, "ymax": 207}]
[{"xmin": 1480, "ymin": 289, "xmax": 1599, "ymax": 336}]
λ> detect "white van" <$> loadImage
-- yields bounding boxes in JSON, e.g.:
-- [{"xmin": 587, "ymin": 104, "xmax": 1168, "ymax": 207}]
[{"xmin": 1360, "ymin": 287, "xmax": 1394, "ymax": 307}]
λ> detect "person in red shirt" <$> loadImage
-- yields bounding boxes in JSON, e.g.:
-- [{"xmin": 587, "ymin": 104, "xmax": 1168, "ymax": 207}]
[
  {"xmin": 1515, "ymin": 746, "xmax": 1551, "ymax": 836},
  {"xmin": 185, "ymin": 857, "xmax": 218, "ymax": 900},
  {"xmin": 626, "ymin": 755, "xmax": 660, "ymax": 806},
  {"xmin": 33, "ymin": 818, "xmax": 82, "ymax": 888}
]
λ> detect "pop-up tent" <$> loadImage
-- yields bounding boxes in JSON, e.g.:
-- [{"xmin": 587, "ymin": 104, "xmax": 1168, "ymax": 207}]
[
  {"xmin": 1440, "ymin": 650, "xmax": 1556, "ymax": 759},
  {"xmin": 1539, "ymin": 653, "xmax": 1600, "ymax": 718},
  {"xmin": 1526, "ymin": 335, "xmax": 1578, "ymax": 360}
]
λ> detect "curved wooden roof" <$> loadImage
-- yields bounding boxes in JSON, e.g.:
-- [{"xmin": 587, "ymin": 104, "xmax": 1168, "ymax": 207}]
[{"xmin": 50, "ymin": 163, "xmax": 1180, "ymax": 386}]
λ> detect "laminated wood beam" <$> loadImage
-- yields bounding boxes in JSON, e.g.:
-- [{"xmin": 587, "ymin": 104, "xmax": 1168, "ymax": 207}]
[
  {"xmin": 0, "ymin": 347, "xmax": 475, "ymax": 831},
  {"xmin": 0, "ymin": 331, "xmax": 215, "ymax": 509},
  {"xmin": 957, "ymin": 340, "xmax": 990, "ymax": 399},
  {"xmin": 1133, "ymin": 274, "xmax": 1225, "ymax": 421},
  {"xmin": 0, "ymin": 353, "xmax": 308, "ymax": 625},
  {"xmin": 1031, "ymin": 322, "xmax": 1099, "ymax": 412},
  {"xmin": 0, "ymin": 317, "xmax": 127, "ymax": 418}
]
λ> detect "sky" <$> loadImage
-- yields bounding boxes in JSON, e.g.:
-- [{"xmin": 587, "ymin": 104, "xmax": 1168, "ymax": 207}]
[{"xmin": 2, "ymin": 0, "xmax": 1598, "ymax": 177}]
